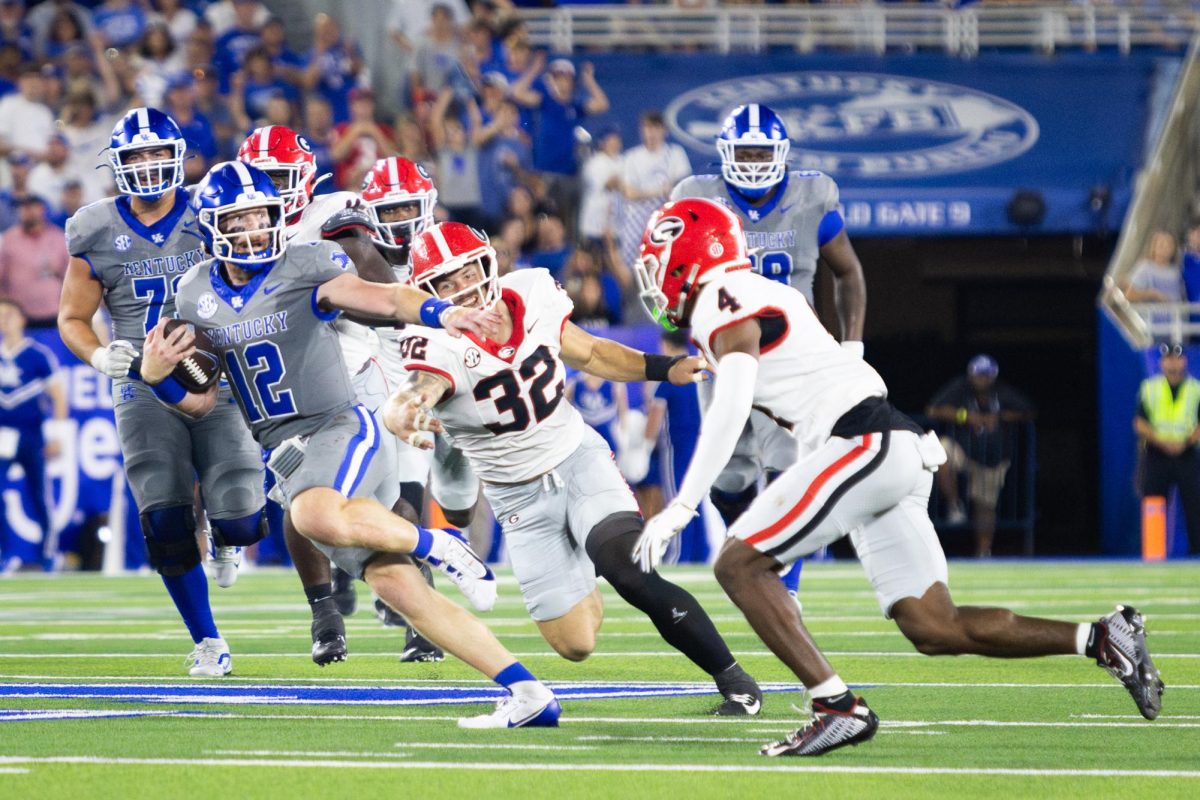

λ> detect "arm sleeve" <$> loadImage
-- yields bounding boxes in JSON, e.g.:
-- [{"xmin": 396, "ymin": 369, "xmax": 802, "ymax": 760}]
[
  {"xmin": 817, "ymin": 209, "xmax": 844, "ymax": 247},
  {"xmin": 674, "ymin": 351, "xmax": 759, "ymax": 509}
]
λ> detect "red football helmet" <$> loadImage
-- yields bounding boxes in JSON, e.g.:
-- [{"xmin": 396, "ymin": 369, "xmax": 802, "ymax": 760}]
[
  {"xmin": 635, "ymin": 197, "xmax": 750, "ymax": 330},
  {"xmin": 360, "ymin": 157, "xmax": 438, "ymax": 252},
  {"xmin": 236, "ymin": 125, "xmax": 318, "ymax": 218},
  {"xmin": 410, "ymin": 222, "xmax": 500, "ymax": 309}
]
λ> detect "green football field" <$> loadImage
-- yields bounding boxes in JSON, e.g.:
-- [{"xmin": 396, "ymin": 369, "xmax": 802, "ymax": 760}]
[{"xmin": 0, "ymin": 561, "xmax": 1196, "ymax": 799}]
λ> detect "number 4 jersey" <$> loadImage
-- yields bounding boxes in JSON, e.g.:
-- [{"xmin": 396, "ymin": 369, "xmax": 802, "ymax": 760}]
[
  {"xmin": 399, "ymin": 268, "xmax": 584, "ymax": 484},
  {"xmin": 689, "ymin": 268, "xmax": 887, "ymax": 454}
]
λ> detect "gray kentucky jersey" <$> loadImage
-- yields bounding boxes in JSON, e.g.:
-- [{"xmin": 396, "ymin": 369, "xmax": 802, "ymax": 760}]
[
  {"xmin": 670, "ymin": 170, "xmax": 839, "ymax": 304},
  {"xmin": 65, "ymin": 188, "xmax": 207, "ymax": 358},
  {"xmin": 174, "ymin": 240, "xmax": 359, "ymax": 451}
]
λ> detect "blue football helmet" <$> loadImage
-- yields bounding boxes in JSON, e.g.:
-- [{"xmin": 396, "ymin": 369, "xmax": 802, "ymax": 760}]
[
  {"xmin": 193, "ymin": 161, "xmax": 287, "ymax": 272},
  {"xmin": 716, "ymin": 104, "xmax": 790, "ymax": 200},
  {"xmin": 107, "ymin": 107, "xmax": 187, "ymax": 199}
]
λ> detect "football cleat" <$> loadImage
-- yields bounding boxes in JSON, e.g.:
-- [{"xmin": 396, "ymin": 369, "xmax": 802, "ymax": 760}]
[
  {"xmin": 458, "ymin": 685, "xmax": 561, "ymax": 729},
  {"xmin": 208, "ymin": 539, "xmax": 241, "ymax": 589},
  {"xmin": 760, "ymin": 696, "xmax": 879, "ymax": 757},
  {"xmin": 400, "ymin": 626, "xmax": 444, "ymax": 663},
  {"xmin": 374, "ymin": 597, "xmax": 409, "ymax": 628},
  {"xmin": 714, "ymin": 672, "xmax": 763, "ymax": 716},
  {"xmin": 425, "ymin": 529, "xmax": 497, "ymax": 612},
  {"xmin": 332, "ymin": 566, "xmax": 357, "ymax": 616},
  {"xmin": 311, "ymin": 607, "xmax": 348, "ymax": 666},
  {"xmin": 1092, "ymin": 605, "xmax": 1164, "ymax": 720},
  {"xmin": 186, "ymin": 637, "xmax": 232, "ymax": 677}
]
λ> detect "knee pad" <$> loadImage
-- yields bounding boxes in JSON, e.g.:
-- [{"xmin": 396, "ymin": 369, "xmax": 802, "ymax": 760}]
[
  {"xmin": 140, "ymin": 505, "xmax": 199, "ymax": 577},
  {"xmin": 585, "ymin": 511, "xmax": 645, "ymax": 589},
  {"xmin": 710, "ymin": 485, "xmax": 758, "ymax": 527},
  {"xmin": 211, "ymin": 509, "xmax": 268, "ymax": 548}
]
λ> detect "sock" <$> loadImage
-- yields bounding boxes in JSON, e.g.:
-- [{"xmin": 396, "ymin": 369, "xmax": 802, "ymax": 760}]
[
  {"xmin": 814, "ymin": 690, "xmax": 856, "ymax": 712},
  {"xmin": 410, "ymin": 527, "xmax": 436, "ymax": 560},
  {"xmin": 1081, "ymin": 622, "xmax": 1100, "ymax": 659},
  {"xmin": 809, "ymin": 675, "xmax": 850, "ymax": 701},
  {"xmin": 592, "ymin": 534, "xmax": 735, "ymax": 676},
  {"xmin": 305, "ymin": 582, "xmax": 333, "ymax": 606},
  {"xmin": 493, "ymin": 662, "xmax": 537, "ymax": 691},
  {"xmin": 780, "ymin": 561, "xmax": 803, "ymax": 595},
  {"xmin": 161, "ymin": 564, "xmax": 219, "ymax": 644}
]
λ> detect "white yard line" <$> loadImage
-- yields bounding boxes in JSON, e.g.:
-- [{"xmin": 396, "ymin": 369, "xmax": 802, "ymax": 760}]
[
  {"xmin": 3, "ymin": 650, "xmax": 1199, "ymax": 659},
  {"xmin": 0, "ymin": 756, "xmax": 1197, "ymax": 778}
]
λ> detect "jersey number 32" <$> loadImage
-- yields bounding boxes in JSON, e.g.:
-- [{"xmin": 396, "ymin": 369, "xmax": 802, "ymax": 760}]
[{"xmin": 473, "ymin": 345, "xmax": 564, "ymax": 435}]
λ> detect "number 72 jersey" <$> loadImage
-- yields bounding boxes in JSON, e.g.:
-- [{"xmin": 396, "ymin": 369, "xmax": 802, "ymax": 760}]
[{"xmin": 398, "ymin": 268, "xmax": 585, "ymax": 484}]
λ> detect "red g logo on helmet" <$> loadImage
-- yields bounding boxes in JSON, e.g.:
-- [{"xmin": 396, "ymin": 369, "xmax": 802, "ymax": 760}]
[
  {"xmin": 635, "ymin": 198, "xmax": 749, "ymax": 330},
  {"xmin": 411, "ymin": 222, "xmax": 499, "ymax": 310},
  {"xmin": 237, "ymin": 125, "xmax": 319, "ymax": 218}
]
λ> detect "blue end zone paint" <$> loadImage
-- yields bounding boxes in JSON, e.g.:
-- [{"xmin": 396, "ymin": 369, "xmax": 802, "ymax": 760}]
[{"xmin": 0, "ymin": 682, "xmax": 804, "ymax": 711}]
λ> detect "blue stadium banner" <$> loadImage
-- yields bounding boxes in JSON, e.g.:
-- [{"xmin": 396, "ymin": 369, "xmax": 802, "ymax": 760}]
[{"xmin": 587, "ymin": 52, "xmax": 1166, "ymax": 235}]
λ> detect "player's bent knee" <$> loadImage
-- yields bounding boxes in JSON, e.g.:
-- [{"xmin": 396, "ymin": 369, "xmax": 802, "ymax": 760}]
[
  {"xmin": 443, "ymin": 507, "xmax": 473, "ymax": 528},
  {"xmin": 713, "ymin": 539, "xmax": 767, "ymax": 590},
  {"xmin": 289, "ymin": 487, "xmax": 349, "ymax": 545},
  {"xmin": 140, "ymin": 505, "xmax": 199, "ymax": 576},
  {"xmin": 210, "ymin": 508, "xmax": 267, "ymax": 548},
  {"xmin": 891, "ymin": 592, "xmax": 967, "ymax": 656}
]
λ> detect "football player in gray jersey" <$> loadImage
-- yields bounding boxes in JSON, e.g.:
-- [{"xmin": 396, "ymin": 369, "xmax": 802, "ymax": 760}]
[
  {"xmin": 144, "ymin": 161, "xmax": 562, "ymax": 729},
  {"xmin": 670, "ymin": 103, "xmax": 869, "ymax": 597},
  {"xmin": 57, "ymin": 108, "xmax": 266, "ymax": 677}
]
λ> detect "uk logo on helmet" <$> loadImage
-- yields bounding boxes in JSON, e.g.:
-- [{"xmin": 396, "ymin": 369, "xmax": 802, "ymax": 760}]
[{"xmin": 666, "ymin": 71, "xmax": 1038, "ymax": 179}]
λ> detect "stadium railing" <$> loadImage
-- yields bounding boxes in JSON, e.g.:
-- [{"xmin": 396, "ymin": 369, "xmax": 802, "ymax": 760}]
[
  {"xmin": 519, "ymin": 3, "xmax": 1199, "ymax": 56},
  {"xmin": 1099, "ymin": 34, "xmax": 1200, "ymax": 350}
]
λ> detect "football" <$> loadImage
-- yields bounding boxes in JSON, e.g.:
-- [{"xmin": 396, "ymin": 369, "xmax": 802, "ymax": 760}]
[{"xmin": 163, "ymin": 318, "xmax": 221, "ymax": 392}]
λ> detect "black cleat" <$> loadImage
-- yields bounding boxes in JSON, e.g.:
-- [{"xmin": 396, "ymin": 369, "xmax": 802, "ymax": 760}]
[
  {"xmin": 374, "ymin": 597, "xmax": 409, "ymax": 629},
  {"xmin": 400, "ymin": 626, "xmax": 444, "ymax": 663},
  {"xmin": 760, "ymin": 696, "xmax": 879, "ymax": 757},
  {"xmin": 1092, "ymin": 605, "xmax": 1164, "ymax": 720},
  {"xmin": 713, "ymin": 675, "xmax": 762, "ymax": 716},
  {"xmin": 332, "ymin": 567, "xmax": 357, "ymax": 616},
  {"xmin": 311, "ymin": 607, "xmax": 348, "ymax": 666}
]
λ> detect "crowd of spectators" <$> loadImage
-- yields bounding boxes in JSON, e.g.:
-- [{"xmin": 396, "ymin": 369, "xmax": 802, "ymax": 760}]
[{"xmin": 0, "ymin": 0, "xmax": 723, "ymax": 330}]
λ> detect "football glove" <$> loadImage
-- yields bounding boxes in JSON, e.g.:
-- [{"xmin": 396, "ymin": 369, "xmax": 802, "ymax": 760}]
[
  {"xmin": 90, "ymin": 340, "xmax": 138, "ymax": 379},
  {"xmin": 632, "ymin": 501, "xmax": 696, "ymax": 572}
]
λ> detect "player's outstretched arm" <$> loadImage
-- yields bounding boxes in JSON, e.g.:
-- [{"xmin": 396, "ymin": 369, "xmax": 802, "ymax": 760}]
[
  {"xmin": 58, "ymin": 256, "xmax": 136, "ymax": 377},
  {"xmin": 821, "ymin": 229, "xmax": 867, "ymax": 345},
  {"xmin": 139, "ymin": 319, "xmax": 218, "ymax": 419},
  {"xmin": 382, "ymin": 370, "xmax": 453, "ymax": 451},
  {"xmin": 314, "ymin": 273, "xmax": 501, "ymax": 338},
  {"xmin": 560, "ymin": 321, "xmax": 708, "ymax": 384},
  {"xmin": 633, "ymin": 318, "xmax": 761, "ymax": 571}
]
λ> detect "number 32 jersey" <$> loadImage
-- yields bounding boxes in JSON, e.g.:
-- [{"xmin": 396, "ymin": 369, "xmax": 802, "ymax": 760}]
[
  {"xmin": 689, "ymin": 268, "xmax": 887, "ymax": 454},
  {"xmin": 400, "ymin": 268, "xmax": 584, "ymax": 484}
]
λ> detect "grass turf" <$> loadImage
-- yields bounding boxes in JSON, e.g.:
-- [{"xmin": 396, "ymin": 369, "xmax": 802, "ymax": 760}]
[{"xmin": 0, "ymin": 560, "xmax": 1196, "ymax": 799}]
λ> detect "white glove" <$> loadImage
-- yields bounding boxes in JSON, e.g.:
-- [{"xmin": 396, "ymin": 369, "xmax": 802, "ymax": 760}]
[
  {"xmin": 841, "ymin": 340, "xmax": 864, "ymax": 359},
  {"xmin": 632, "ymin": 501, "xmax": 697, "ymax": 572},
  {"xmin": 90, "ymin": 340, "xmax": 138, "ymax": 379}
]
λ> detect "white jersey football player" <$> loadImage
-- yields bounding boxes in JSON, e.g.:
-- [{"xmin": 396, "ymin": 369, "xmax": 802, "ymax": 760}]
[
  {"xmin": 383, "ymin": 222, "xmax": 764, "ymax": 715},
  {"xmin": 238, "ymin": 125, "xmax": 407, "ymax": 665},
  {"xmin": 671, "ymin": 104, "xmax": 868, "ymax": 594},
  {"xmin": 631, "ymin": 197, "xmax": 1165, "ymax": 757}
]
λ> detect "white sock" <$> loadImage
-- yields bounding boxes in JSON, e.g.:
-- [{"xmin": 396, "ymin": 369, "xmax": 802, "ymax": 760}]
[
  {"xmin": 1075, "ymin": 623, "xmax": 1091, "ymax": 655},
  {"xmin": 808, "ymin": 675, "xmax": 850, "ymax": 699}
]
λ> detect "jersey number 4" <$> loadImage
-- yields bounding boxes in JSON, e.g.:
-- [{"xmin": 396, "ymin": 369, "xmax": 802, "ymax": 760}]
[
  {"xmin": 473, "ymin": 345, "xmax": 565, "ymax": 435},
  {"xmin": 223, "ymin": 342, "xmax": 297, "ymax": 422}
]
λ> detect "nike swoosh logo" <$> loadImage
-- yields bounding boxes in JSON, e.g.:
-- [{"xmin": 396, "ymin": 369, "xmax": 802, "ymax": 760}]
[
  {"xmin": 263, "ymin": 284, "xmax": 283, "ymax": 295},
  {"xmin": 778, "ymin": 204, "xmax": 794, "ymax": 215},
  {"xmin": 526, "ymin": 323, "xmax": 535, "ymax": 333}
]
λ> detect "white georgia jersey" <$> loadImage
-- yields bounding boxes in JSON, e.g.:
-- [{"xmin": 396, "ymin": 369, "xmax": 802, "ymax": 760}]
[
  {"xmin": 689, "ymin": 268, "xmax": 887, "ymax": 454},
  {"xmin": 286, "ymin": 190, "xmax": 376, "ymax": 375},
  {"xmin": 399, "ymin": 268, "xmax": 584, "ymax": 484}
]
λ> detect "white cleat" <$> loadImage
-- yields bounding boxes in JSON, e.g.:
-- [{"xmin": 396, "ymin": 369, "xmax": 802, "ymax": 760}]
[
  {"xmin": 458, "ymin": 684, "xmax": 561, "ymax": 729},
  {"xmin": 426, "ymin": 530, "xmax": 497, "ymax": 612},
  {"xmin": 210, "ymin": 546, "xmax": 242, "ymax": 588},
  {"xmin": 186, "ymin": 637, "xmax": 232, "ymax": 677}
]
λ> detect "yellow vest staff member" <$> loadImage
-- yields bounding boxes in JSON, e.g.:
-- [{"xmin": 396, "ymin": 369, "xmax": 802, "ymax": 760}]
[{"xmin": 1135, "ymin": 342, "xmax": 1200, "ymax": 555}]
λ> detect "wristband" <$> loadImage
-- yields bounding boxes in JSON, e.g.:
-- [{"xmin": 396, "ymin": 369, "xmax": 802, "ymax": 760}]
[
  {"xmin": 955, "ymin": 407, "xmax": 968, "ymax": 424},
  {"xmin": 645, "ymin": 353, "xmax": 684, "ymax": 382},
  {"xmin": 149, "ymin": 375, "xmax": 188, "ymax": 405},
  {"xmin": 420, "ymin": 298, "xmax": 453, "ymax": 328},
  {"xmin": 840, "ymin": 340, "xmax": 864, "ymax": 358}
]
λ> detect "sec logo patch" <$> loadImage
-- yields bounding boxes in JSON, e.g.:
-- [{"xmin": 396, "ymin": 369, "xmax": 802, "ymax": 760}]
[
  {"xmin": 197, "ymin": 292, "xmax": 218, "ymax": 320},
  {"xmin": 464, "ymin": 347, "xmax": 481, "ymax": 368},
  {"xmin": 114, "ymin": 234, "xmax": 132, "ymax": 251}
]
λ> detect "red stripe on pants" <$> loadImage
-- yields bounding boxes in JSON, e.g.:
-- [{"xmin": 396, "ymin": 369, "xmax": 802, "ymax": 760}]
[{"xmin": 744, "ymin": 434, "xmax": 875, "ymax": 546}]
